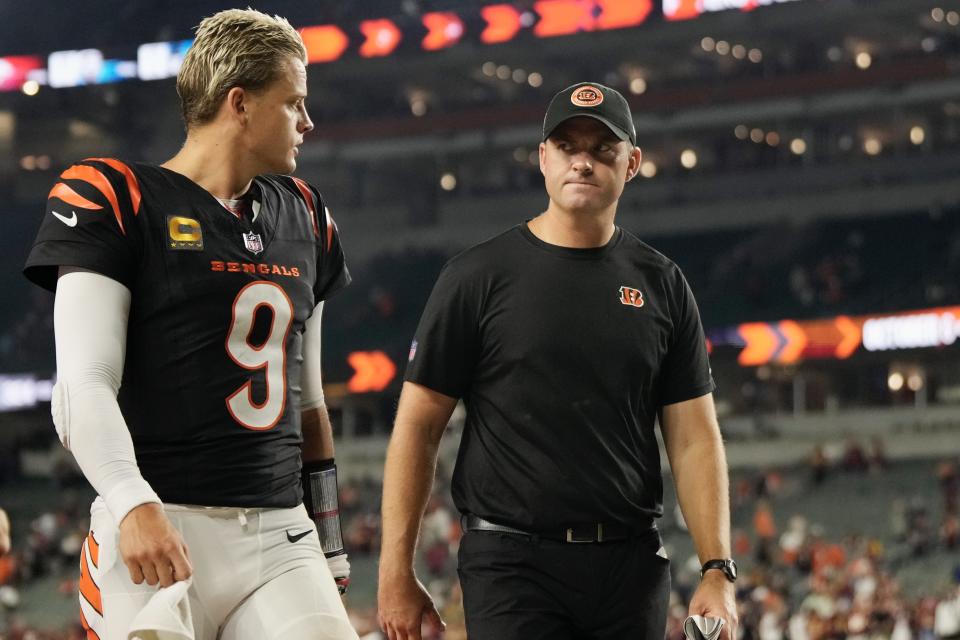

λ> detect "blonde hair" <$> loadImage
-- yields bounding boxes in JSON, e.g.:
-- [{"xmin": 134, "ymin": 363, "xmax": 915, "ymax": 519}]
[{"xmin": 176, "ymin": 8, "xmax": 307, "ymax": 129}]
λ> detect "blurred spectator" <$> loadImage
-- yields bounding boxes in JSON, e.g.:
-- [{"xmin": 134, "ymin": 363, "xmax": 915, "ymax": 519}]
[
  {"xmin": 906, "ymin": 498, "xmax": 934, "ymax": 557},
  {"xmin": 942, "ymin": 514, "xmax": 959, "ymax": 551},
  {"xmin": 842, "ymin": 437, "xmax": 869, "ymax": 473},
  {"xmin": 934, "ymin": 585, "xmax": 960, "ymax": 638},
  {"xmin": 754, "ymin": 499, "xmax": 778, "ymax": 566},
  {"xmin": 779, "ymin": 515, "xmax": 808, "ymax": 567},
  {"xmin": 938, "ymin": 460, "xmax": 959, "ymax": 515},
  {"xmin": 809, "ymin": 444, "xmax": 829, "ymax": 486},
  {"xmin": 869, "ymin": 436, "xmax": 889, "ymax": 473},
  {"xmin": 420, "ymin": 494, "xmax": 455, "ymax": 577},
  {"xmin": 890, "ymin": 499, "xmax": 909, "ymax": 543}
]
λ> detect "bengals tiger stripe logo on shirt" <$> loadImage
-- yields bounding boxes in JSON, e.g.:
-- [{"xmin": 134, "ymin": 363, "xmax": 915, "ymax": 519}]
[{"xmin": 619, "ymin": 286, "xmax": 644, "ymax": 308}]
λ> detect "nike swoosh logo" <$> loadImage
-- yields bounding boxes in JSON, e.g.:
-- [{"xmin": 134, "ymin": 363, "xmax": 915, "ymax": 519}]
[
  {"xmin": 52, "ymin": 210, "xmax": 78, "ymax": 227},
  {"xmin": 286, "ymin": 529, "xmax": 313, "ymax": 543}
]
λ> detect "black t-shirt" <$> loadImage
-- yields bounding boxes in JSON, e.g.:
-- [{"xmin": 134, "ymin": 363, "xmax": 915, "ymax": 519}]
[
  {"xmin": 24, "ymin": 158, "xmax": 350, "ymax": 508},
  {"xmin": 405, "ymin": 223, "xmax": 713, "ymax": 530}
]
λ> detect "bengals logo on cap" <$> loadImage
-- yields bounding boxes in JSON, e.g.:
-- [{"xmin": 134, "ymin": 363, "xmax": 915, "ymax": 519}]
[{"xmin": 571, "ymin": 86, "xmax": 604, "ymax": 107}]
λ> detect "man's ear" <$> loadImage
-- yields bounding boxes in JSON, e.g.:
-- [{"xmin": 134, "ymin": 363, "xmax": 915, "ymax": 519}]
[{"xmin": 625, "ymin": 145, "xmax": 642, "ymax": 182}]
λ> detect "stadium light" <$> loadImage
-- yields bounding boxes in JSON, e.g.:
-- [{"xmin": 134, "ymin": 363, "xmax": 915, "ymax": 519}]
[
  {"xmin": 863, "ymin": 137, "xmax": 882, "ymax": 156},
  {"xmin": 910, "ymin": 126, "xmax": 926, "ymax": 145},
  {"xmin": 790, "ymin": 138, "xmax": 807, "ymax": 155},
  {"xmin": 21, "ymin": 80, "xmax": 39, "ymax": 96},
  {"xmin": 734, "ymin": 125, "xmax": 749, "ymax": 140},
  {"xmin": 931, "ymin": 8, "xmax": 945, "ymax": 22},
  {"xmin": 440, "ymin": 173, "xmax": 457, "ymax": 191},
  {"xmin": 855, "ymin": 52, "xmax": 872, "ymax": 69},
  {"xmin": 888, "ymin": 372, "xmax": 904, "ymax": 392},
  {"xmin": 907, "ymin": 373, "xmax": 924, "ymax": 391},
  {"xmin": 408, "ymin": 90, "xmax": 429, "ymax": 117},
  {"xmin": 701, "ymin": 37, "xmax": 716, "ymax": 52},
  {"xmin": 640, "ymin": 160, "xmax": 657, "ymax": 178},
  {"xmin": 528, "ymin": 72, "xmax": 543, "ymax": 87},
  {"xmin": 629, "ymin": 77, "xmax": 647, "ymax": 94},
  {"xmin": 680, "ymin": 149, "xmax": 697, "ymax": 169}
]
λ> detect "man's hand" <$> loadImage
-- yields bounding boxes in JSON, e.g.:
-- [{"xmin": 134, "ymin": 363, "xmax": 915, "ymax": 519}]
[
  {"xmin": 119, "ymin": 503, "xmax": 192, "ymax": 588},
  {"xmin": 327, "ymin": 552, "xmax": 350, "ymax": 595},
  {"xmin": 688, "ymin": 572, "xmax": 738, "ymax": 640},
  {"xmin": 378, "ymin": 569, "xmax": 445, "ymax": 640}
]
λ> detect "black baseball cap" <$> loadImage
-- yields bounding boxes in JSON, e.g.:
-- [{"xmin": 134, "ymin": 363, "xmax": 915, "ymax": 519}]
[{"xmin": 542, "ymin": 82, "xmax": 636, "ymax": 146}]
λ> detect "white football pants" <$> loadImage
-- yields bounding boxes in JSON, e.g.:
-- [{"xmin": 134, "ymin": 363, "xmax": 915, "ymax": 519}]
[{"xmin": 79, "ymin": 497, "xmax": 358, "ymax": 640}]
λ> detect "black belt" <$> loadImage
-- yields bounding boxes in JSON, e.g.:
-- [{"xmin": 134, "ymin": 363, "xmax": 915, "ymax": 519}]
[{"xmin": 462, "ymin": 514, "xmax": 652, "ymax": 543}]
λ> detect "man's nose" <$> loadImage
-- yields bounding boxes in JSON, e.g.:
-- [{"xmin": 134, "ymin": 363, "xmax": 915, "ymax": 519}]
[{"xmin": 571, "ymin": 155, "xmax": 593, "ymax": 174}]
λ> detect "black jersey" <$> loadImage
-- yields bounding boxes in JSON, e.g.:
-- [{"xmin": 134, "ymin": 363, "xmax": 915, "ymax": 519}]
[
  {"xmin": 405, "ymin": 223, "xmax": 713, "ymax": 531},
  {"xmin": 24, "ymin": 158, "xmax": 350, "ymax": 508}
]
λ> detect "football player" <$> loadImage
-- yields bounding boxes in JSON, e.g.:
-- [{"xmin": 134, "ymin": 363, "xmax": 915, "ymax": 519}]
[{"xmin": 23, "ymin": 9, "xmax": 357, "ymax": 640}]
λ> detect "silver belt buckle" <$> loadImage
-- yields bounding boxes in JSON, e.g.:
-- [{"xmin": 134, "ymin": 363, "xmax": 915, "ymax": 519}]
[{"xmin": 566, "ymin": 523, "xmax": 603, "ymax": 543}]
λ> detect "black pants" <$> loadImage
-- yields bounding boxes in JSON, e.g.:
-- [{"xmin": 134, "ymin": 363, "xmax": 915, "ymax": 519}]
[{"xmin": 457, "ymin": 528, "xmax": 671, "ymax": 640}]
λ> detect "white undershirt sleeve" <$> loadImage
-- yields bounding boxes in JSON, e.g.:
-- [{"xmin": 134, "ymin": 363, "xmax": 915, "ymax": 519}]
[
  {"xmin": 52, "ymin": 271, "xmax": 161, "ymax": 525},
  {"xmin": 300, "ymin": 301, "xmax": 325, "ymax": 410}
]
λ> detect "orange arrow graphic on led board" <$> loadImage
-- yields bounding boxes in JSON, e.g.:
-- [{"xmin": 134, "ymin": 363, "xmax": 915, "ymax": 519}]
[
  {"xmin": 300, "ymin": 26, "xmax": 349, "ymax": 63},
  {"xmin": 664, "ymin": 0, "xmax": 702, "ymax": 21},
  {"xmin": 738, "ymin": 323, "xmax": 779, "ymax": 366},
  {"xmin": 359, "ymin": 19, "xmax": 402, "ymax": 58},
  {"xmin": 533, "ymin": 0, "xmax": 594, "ymax": 37},
  {"xmin": 422, "ymin": 12, "xmax": 464, "ymax": 50},
  {"xmin": 347, "ymin": 351, "xmax": 397, "ymax": 393},
  {"xmin": 481, "ymin": 4, "xmax": 523, "ymax": 43},
  {"xmin": 595, "ymin": 0, "xmax": 653, "ymax": 30},
  {"xmin": 776, "ymin": 320, "xmax": 808, "ymax": 364},
  {"xmin": 834, "ymin": 315, "xmax": 862, "ymax": 359}
]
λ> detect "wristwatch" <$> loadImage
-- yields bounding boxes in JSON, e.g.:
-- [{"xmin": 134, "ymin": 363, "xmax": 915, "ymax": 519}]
[{"xmin": 700, "ymin": 558, "xmax": 738, "ymax": 582}]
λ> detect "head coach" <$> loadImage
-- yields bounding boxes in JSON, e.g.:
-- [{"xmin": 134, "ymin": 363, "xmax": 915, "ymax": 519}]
[{"xmin": 377, "ymin": 82, "xmax": 739, "ymax": 640}]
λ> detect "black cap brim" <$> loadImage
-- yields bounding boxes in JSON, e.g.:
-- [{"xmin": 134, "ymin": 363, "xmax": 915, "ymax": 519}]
[{"xmin": 543, "ymin": 113, "xmax": 633, "ymax": 144}]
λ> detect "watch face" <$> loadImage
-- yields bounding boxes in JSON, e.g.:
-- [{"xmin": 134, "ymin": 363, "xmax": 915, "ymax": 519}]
[{"xmin": 726, "ymin": 560, "xmax": 738, "ymax": 580}]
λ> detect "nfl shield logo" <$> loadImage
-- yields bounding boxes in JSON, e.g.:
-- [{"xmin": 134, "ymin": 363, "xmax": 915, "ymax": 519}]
[{"xmin": 242, "ymin": 231, "xmax": 264, "ymax": 255}]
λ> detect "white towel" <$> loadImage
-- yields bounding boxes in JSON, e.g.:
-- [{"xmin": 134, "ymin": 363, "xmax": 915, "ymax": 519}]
[
  {"xmin": 683, "ymin": 615, "xmax": 725, "ymax": 640},
  {"xmin": 128, "ymin": 578, "xmax": 195, "ymax": 640}
]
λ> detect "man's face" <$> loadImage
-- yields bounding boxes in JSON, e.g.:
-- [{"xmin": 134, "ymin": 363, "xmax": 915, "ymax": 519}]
[
  {"xmin": 540, "ymin": 117, "xmax": 640, "ymax": 215},
  {"xmin": 242, "ymin": 56, "xmax": 313, "ymax": 175}
]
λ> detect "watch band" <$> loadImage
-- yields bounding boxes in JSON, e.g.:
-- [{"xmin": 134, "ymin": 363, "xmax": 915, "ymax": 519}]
[{"xmin": 700, "ymin": 558, "xmax": 737, "ymax": 582}]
